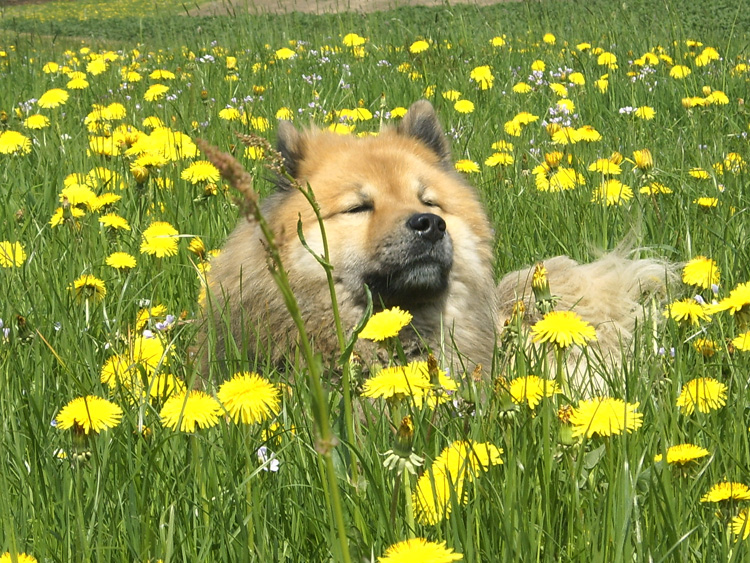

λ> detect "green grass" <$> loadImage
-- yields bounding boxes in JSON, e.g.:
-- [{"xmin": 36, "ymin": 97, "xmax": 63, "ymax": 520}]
[{"xmin": 1, "ymin": 0, "xmax": 750, "ymax": 560}]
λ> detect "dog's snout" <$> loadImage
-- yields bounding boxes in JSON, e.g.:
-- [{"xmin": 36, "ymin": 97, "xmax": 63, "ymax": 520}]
[{"xmin": 407, "ymin": 212, "xmax": 446, "ymax": 243}]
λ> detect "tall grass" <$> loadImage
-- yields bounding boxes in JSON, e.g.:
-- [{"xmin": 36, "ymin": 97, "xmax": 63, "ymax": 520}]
[{"xmin": 0, "ymin": 0, "xmax": 749, "ymax": 560}]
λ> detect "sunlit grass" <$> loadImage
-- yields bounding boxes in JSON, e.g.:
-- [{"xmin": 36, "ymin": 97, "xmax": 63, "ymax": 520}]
[{"xmin": 0, "ymin": 0, "xmax": 749, "ymax": 560}]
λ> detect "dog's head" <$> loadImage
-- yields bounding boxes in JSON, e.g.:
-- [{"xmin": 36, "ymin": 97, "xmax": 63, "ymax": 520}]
[{"xmin": 265, "ymin": 100, "xmax": 493, "ymax": 310}]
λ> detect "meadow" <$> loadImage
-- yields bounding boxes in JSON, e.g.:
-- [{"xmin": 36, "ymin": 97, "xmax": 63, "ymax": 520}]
[{"xmin": 1, "ymin": 0, "xmax": 750, "ymax": 560}]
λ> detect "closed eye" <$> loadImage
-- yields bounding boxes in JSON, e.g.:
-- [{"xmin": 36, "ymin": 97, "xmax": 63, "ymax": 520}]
[
  {"xmin": 344, "ymin": 203, "xmax": 373, "ymax": 214},
  {"xmin": 421, "ymin": 199, "xmax": 440, "ymax": 209}
]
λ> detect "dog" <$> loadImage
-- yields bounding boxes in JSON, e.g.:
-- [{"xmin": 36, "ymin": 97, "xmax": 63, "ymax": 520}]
[{"xmin": 199, "ymin": 100, "xmax": 670, "ymax": 392}]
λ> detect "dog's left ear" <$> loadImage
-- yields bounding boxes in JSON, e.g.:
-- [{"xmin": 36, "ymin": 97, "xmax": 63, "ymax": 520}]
[{"xmin": 397, "ymin": 100, "xmax": 452, "ymax": 163}]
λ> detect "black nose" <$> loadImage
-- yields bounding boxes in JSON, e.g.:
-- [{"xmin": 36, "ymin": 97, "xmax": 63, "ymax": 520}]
[{"xmin": 406, "ymin": 213, "xmax": 446, "ymax": 243}]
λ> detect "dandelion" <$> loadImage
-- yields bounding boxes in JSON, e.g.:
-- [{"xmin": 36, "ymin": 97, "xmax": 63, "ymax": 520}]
[
  {"xmin": 569, "ymin": 397, "xmax": 643, "ymax": 438},
  {"xmin": 732, "ymin": 331, "xmax": 750, "ymax": 352},
  {"xmin": 663, "ymin": 298, "xmax": 711, "ymax": 325},
  {"xmin": 181, "ymin": 160, "xmax": 220, "ymax": 184},
  {"xmin": 508, "ymin": 375, "xmax": 559, "ymax": 409},
  {"xmin": 677, "ymin": 377, "xmax": 727, "ymax": 414},
  {"xmin": 670, "ymin": 65, "xmax": 692, "ymax": 79},
  {"xmin": 140, "ymin": 221, "xmax": 179, "ymax": 258},
  {"xmin": 217, "ymin": 372, "xmax": 281, "ymax": 424},
  {"xmin": 342, "ymin": 33, "xmax": 366, "ymax": 47},
  {"xmin": 591, "ymin": 179, "xmax": 633, "ymax": 206},
  {"xmin": 701, "ymin": 481, "xmax": 750, "ymax": 502},
  {"xmin": 106, "ymin": 252, "xmax": 136, "ymax": 270},
  {"xmin": 640, "ymin": 181, "xmax": 673, "ymax": 195},
  {"xmin": 409, "ymin": 40, "xmax": 429, "ymax": 54},
  {"xmin": 378, "ymin": 538, "xmax": 463, "ymax": 562},
  {"xmin": 56, "ymin": 396, "xmax": 123, "ymax": 434},
  {"xmin": 99, "ymin": 213, "xmax": 131, "ymax": 231},
  {"xmin": 0, "ymin": 241, "xmax": 26, "ymax": 267},
  {"xmin": 730, "ymin": 510, "xmax": 750, "ymax": 541},
  {"xmin": 160, "ymin": 390, "xmax": 222, "ymax": 432},
  {"xmin": 144, "ymin": 84, "xmax": 169, "ymax": 102},
  {"xmin": 0, "ymin": 130, "xmax": 32, "ymax": 155},
  {"xmin": 654, "ymin": 443, "xmax": 710, "ymax": 464},
  {"xmin": 634, "ymin": 106, "xmax": 656, "ymax": 120},
  {"xmin": 485, "ymin": 152, "xmax": 514, "ymax": 167},
  {"xmin": 70, "ymin": 274, "xmax": 106, "ymax": 302},
  {"xmin": 0, "ymin": 553, "xmax": 37, "ymax": 563},
  {"xmin": 454, "ymin": 159, "xmax": 480, "ymax": 173},
  {"xmin": 274, "ymin": 47, "xmax": 296, "ymax": 60},
  {"xmin": 359, "ymin": 306, "xmax": 413, "ymax": 341},
  {"xmin": 632, "ymin": 149, "xmax": 654, "ymax": 171},
  {"xmin": 453, "ymin": 99, "xmax": 474, "ymax": 114},
  {"xmin": 682, "ymin": 256, "xmax": 720, "ymax": 289},
  {"xmin": 708, "ymin": 282, "xmax": 750, "ymax": 315},
  {"xmin": 588, "ymin": 159, "xmax": 622, "ymax": 175},
  {"xmin": 694, "ymin": 197, "xmax": 718, "ymax": 208},
  {"xmin": 37, "ymin": 87, "xmax": 69, "ymax": 108},
  {"xmin": 23, "ymin": 114, "xmax": 50, "ymax": 129},
  {"xmin": 413, "ymin": 440, "xmax": 502, "ymax": 525},
  {"xmin": 531, "ymin": 310, "xmax": 597, "ymax": 348},
  {"xmin": 470, "ymin": 65, "xmax": 494, "ymax": 90}
]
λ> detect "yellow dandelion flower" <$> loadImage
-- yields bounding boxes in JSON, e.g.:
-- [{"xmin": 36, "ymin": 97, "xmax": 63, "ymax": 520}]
[
  {"xmin": 730, "ymin": 510, "xmax": 750, "ymax": 541},
  {"xmin": 640, "ymin": 181, "xmax": 672, "ymax": 195},
  {"xmin": 140, "ymin": 221, "xmax": 179, "ymax": 258},
  {"xmin": 701, "ymin": 481, "xmax": 750, "ymax": 502},
  {"xmin": 359, "ymin": 306, "xmax": 413, "ymax": 341},
  {"xmin": 0, "ymin": 130, "xmax": 32, "ymax": 155},
  {"xmin": 56, "ymin": 395, "xmax": 123, "ymax": 434},
  {"xmin": 632, "ymin": 149, "xmax": 654, "ymax": 171},
  {"xmin": 676, "ymin": 377, "xmax": 727, "ymax": 414},
  {"xmin": 409, "ymin": 40, "xmax": 430, "ymax": 54},
  {"xmin": 37, "ymin": 87, "xmax": 69, "ymax": 108},
  {"xmin": 634, "ymin": 106, "xmax": 656, "ymax": 120},
  {"xmin": 275, "ymin": 47, "xmax": 296, "ymax": 60},
  {"xmin": 469, "ymin": 65, "xmax": 494, "ymax": 90},
  {"xmin": 682, "ymin": 256, "xmax": 720, "ymax": 289},
  {"xmin": 160, "ymin": 390, "xmax": 222, "ymax": 432},
  {"xmin": 441, "ymin": 89, "xmax": 462, "ymax": 101},
  {"xmin": 0, "ymin": 553, "xmax": 37, "ymax": 563},
  {"xmin": 484, "ymin": 152, "xmax": 514, "ymax": 167},
  {"xmin": 693, "ymin": 196, "xmax": 718, "ymax": 208},
  {"xmin": 0, "ymin": 241, "xmax": 26, "ymax": 267},
  {"xmin": 588, "ymin": 158, "xmax": 622, "ymax": 175},
  {"xmin": 453, "ymin": 99, "xmax": 475, "ymax": 114},
  {"xmin": 342, "ymin": 33, "xmax": 366, "ymax": 47},
  {"xmin": 663, "ymin": 298, "xmax": 711, "ymax": 325},
  {"xmin": 23, "ymin": 114, "xmax": 50, "ymax": 130},
  {"xmin": 217, "ymin": 372, "xmax": 281, "ymax": 424},
  {"xmin": 454, "ymin": 159, "xmax": 480, "ymax": 173},
  {"xmin": 378, "ymin": 538, "xmax": 462, "ymax": 562},
  {"xmin": 181, "ymin": 160, "xmax": 220, "ymax": 184},
  {"xmin": 569, "ymin": 397, "xmax": 643, "ymax": 438},
  {"xmin": 144, "ymin": 84, "xmax": 169, "ymax": 102},
  {"xmin": 670, "ymin": 65, "xmax": 692, "ymax": 79},
  {"xmin": 732, "ymin": 331, "xmax": 750, "ymax": 352},
  {"xmin": 70, "ymin": 274, "xmax": 106, "ymax": 302},
  {"xmin": 508, "ymin": 376, "xmax": 559, "ymax": 409},
  {"xmin": 99, "ymin": 213, "xmax": 131, "ymax": 231},
  {"xmin": 106, "ymin": 252, "xmax": 136, "ymax": 270},
  {"xmin": 708, "ymin": 282, "xmax": 750, "ymax": 315},
  {"xmin": 654, "ymin": 443, "xmax": 710, "ymax": 464},
  {"xmin": 531, "ymin": 310, "xmax": 597, "ymax": 348},
  {"xmin": 591, "ymin": 179, "xmax": 633, "ymax": 206}
]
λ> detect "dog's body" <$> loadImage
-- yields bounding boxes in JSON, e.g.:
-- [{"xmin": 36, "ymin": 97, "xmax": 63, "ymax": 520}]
[{"xmin": 202, "ymin": 100, "xmax": 668, "ymax": 389}]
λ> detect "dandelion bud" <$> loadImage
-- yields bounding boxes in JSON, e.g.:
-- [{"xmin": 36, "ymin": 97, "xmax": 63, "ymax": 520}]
[
  {"xmin": 544, "ymin": 151, "xmax": 563, "ymax": 168},
  {"xmin": 702, "ymin": 85, "xmax": 713, "ymax": 96},
  {"xmin": 545, "ymin": 122, "xmax": 562, "ymax": 136},
  {"xmin": 395, "ymin": 415, "xmax": 415, "ymax": 453},
  {"xmin": 632, "ymin": 148, "xmax": 654, "ymax": 171},
  {"xmin": 131, "ymin": 165, "xmax": 149, "ymax": 183},
  {"xmin": 609, "ymin": 151, "xmax": 624, "ymax": 165},
  {"xmin": 200, "ymin": 89, "xmax": 209, "ymax": 101}
]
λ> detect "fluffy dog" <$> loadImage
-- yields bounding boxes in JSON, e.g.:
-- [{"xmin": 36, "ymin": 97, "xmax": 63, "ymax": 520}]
[{"xmin": 200, "ymin": 100, "xmax": 669, "ymax": 391}]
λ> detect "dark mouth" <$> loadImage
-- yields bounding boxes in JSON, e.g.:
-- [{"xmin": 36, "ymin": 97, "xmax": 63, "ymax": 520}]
[{"xmin": 363, "ymin": 258, "xmax": 451, "ymax": 307}]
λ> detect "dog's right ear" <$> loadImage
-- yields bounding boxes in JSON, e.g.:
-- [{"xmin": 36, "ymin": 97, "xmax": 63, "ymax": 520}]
[
  {"xmin": 397, "ymin": 100, "xmax": 452, "ymax": 164},
  {"xmin": 276, "ymin": 120, "xmax": 304, "ymax": 185}
]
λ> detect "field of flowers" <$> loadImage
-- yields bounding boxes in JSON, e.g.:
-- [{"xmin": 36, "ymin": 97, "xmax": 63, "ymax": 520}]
[{"xmin": 1, "ymin": 0, "xmax": 750, "ymax": 561}]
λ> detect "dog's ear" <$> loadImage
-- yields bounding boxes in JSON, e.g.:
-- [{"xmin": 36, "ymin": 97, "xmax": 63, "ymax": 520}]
[
  {"xmin": 397, "ymin": 100, "xmax": 452, "ymax": 163},
  {"xmin": 276, "ymin": 120, "xmax": 304, "ymax": 184}
]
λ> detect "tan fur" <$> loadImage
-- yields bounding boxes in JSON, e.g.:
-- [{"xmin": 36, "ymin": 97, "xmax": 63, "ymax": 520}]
[{"xmin": 201, "ymin": 100, "xmax": 671, "ymax": 391}]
